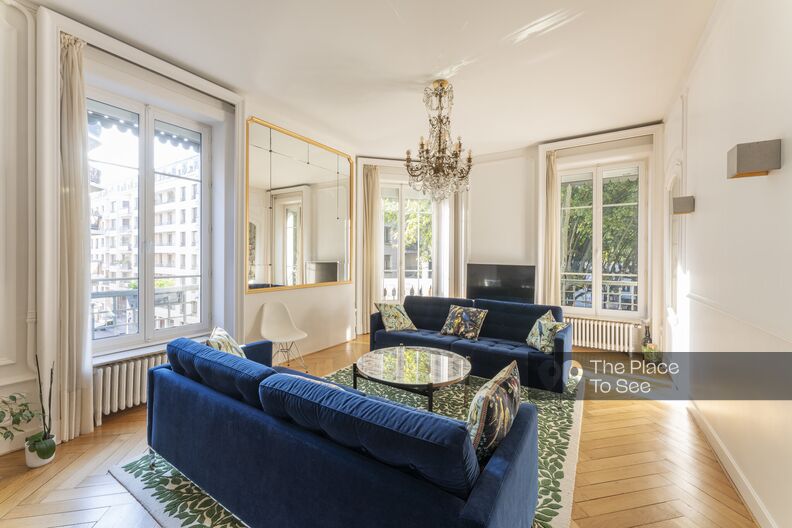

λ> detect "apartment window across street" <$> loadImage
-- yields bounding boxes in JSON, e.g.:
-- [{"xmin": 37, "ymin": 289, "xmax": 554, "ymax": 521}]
[
  {"xmin": 560, "ymin": 163, "xmax": 645, "ymax": 318},
  {"xmin": 87, "ymin": 94, "xmax": 211, "ymax": 353},
  {"xmin": 381, "ymin": 184, "xmax": 434, "ymax": 301}
]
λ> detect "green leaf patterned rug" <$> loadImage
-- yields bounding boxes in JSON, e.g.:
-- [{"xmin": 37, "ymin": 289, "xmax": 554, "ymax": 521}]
[{"xmin": 111, "ymin": 368, "xmax": 582, "ymax": 528}]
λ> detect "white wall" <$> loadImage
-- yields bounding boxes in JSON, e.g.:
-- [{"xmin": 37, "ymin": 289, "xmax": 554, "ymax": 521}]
[
  {"xmin": 0, "ymin": 0, "xmax": 38, "ymax": 455},
  {"xmin": 242, "ymin": 97, "xmax": 357, "ymax": 355},
  {"xmin": 467, "ymin": 148, "xmax": 537, "ymax": 265},
  {"xmin": 665, "ymin": 1, "xmax": 792, "ymax": 526}
]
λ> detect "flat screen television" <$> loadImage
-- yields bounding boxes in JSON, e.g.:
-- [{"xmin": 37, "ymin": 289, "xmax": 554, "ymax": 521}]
[{"xmin": 466, "ymin": 263, "xmax": 535, "ymax": 303}]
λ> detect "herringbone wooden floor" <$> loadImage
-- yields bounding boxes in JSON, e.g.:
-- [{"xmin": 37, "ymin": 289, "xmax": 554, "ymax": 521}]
[{"xmin": 0, "ymin": 336, "xmax": 757, "ymax": 528}]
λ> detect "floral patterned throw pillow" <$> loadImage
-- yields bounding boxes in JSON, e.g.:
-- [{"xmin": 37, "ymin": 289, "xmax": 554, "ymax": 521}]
[
  {"xmin": 526, "ymin": 310, "xmax": 569, "ymax": 355},
  {"xmin": 375, "ymin": 303, "xmax": 417, "ymax": 332},
  {"xmin": 466, "ymin": 361, "xmax": 521, "ymax": 464},
  {"xmin": 205, "ymin": 327, "xmax": 246, "ymax": 358},
  {"xmin": 440, "ymin": 305, "xmax": 489, "ymax": 340}
]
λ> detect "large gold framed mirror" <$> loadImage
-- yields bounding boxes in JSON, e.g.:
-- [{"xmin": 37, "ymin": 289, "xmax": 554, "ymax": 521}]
[{"xmin": 245, "ymin": 117, "xmax": 353, "ymax": 293}]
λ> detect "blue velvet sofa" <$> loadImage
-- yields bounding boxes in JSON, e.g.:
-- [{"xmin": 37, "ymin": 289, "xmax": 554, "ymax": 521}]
[
  {"xmin": 371, "ymin": 296, "xmax": 572, "ymax": 392},
  {"xmin": 148, "ymin": 338, "xmax": 539, "ymax": 528}
]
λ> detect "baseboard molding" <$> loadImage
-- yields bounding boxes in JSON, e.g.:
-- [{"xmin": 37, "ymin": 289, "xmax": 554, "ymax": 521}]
[{"xmin": 688, "ymin": 401, "xmax": 777, "ymax": 528}]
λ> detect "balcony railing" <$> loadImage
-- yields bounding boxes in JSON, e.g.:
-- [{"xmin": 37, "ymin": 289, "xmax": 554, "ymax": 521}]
[
  {"xmin": 561, "ymin": 272, "xmax": 638, "ymax": 312},
  {"xmin": 381, "ymin": 271, "xmax": 433, "ymax": 301},
  {"xmin": 90, "ymin": 277, "xmax": 201, "ymax": 339}
]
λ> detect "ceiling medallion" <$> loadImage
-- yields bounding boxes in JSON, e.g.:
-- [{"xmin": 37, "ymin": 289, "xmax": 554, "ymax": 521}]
[{"xmin": 405, "ymin": 79, "xmax": 472, "ymax": 201}]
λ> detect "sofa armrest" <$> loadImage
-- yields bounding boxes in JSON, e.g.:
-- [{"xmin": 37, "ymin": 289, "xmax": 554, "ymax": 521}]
[
  {"xmin": 554, "ymin": 324, "xmax": 572, "ymax": 359},
  {"xmin": 241, "ymin": 340, "xmax": 273, "ymax": 367},
  {"xmin": 459, "ymin": 404, "xmax": 539, "ymax": 528},
  {"xmin": 552, "ymin": 324, "xmax": 573, "ymax": 389},
  {"xmin": 147, "ymin": 364, "xmax": 172, "ymax": 447},
  {"xmin": 370, "ymin": 312, "xmax": 384, "ymax": 350}
]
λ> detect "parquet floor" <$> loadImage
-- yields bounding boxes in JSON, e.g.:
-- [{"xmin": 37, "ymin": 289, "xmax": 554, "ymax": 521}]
[{"xmin": 0, "ymin": 336, "xmax": 757, "ymax": 528}]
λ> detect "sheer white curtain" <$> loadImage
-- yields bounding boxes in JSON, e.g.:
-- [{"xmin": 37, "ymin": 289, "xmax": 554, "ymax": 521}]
[
  {"xmin": 59, "ymin": 33, "xmax": 93, "ymax": 441},
  {"xmin": 361, "ymin": 165, "xmax": 383, "ymax": 333},
  {"xmin": 542, "ymin": 150, "xmax": 561, "ymax": 305},
  {"xmin": 433, "ymin": 191, "xmax": 467, "ymax": 298}
]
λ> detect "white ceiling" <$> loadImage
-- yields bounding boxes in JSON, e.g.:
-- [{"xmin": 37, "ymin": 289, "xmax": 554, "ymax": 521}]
[{"xmin": 39, "ymin": 0, "xmax": 715, "ymax": 156}]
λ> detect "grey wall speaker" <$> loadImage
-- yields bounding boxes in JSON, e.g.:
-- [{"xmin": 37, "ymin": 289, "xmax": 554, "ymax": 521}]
[
  {"xmin": 727, "ymin": 139, "xmax": 782, "ymax": 179},
  {"xmin": 672, "ymin": 196, "xmax": 695, "ymax": 215}
]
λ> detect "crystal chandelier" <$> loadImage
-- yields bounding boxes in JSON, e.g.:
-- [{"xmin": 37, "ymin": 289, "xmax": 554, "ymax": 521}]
[{"xmin": 405, "ymin": 79, "xmax": 472, "ymax": 201}]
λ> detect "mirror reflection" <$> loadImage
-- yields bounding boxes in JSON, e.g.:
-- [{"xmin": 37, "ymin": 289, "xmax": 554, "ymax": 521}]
[{"xmin": 246, "ymin": 118, "xmax": 352, "ymax": 291}]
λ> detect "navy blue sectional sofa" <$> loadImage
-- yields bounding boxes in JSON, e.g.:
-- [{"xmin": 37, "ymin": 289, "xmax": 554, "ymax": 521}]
[
  {"xmin": 148, "ymin": 338, "xmax": 539, "ymax": 528},
  {"xmin": 371, "ymin": 296, "xmax": 572, "ymax": 393}
]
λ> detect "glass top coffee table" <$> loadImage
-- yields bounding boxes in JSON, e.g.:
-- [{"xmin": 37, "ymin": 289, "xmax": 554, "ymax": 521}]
[{"xmin": 353, "ymin": 346, "xmax": 472, "ymax": 412}]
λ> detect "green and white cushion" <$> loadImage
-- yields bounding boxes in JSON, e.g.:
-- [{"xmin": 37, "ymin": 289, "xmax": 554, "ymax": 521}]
[
  {"xmin": 375, "ymin": 303, "xmax": 417, "ymax": 332},
  {"xmin": 526, "ymin": 310, "xmax": 569, "ymax": 355},
  {"xmin": 440, "ymin": 305, "xmax": 489, "ymax": 340},
  {"xmin": 205, "ymin": 327, "xmax": 246, "ymax": 357},
  {"xmin": 466, "ymin": 361, "xmax": 521, "ymax": 464}
]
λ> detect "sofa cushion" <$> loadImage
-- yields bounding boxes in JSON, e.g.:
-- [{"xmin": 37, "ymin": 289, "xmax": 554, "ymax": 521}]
[
  {"xmin": 403, "ymin": 296, "xmax": 473, "ymax": 332},
  {"xmin": 474, "ymin": 299, "xmax": 563, "ymax": 342},
  {"xmin": 527, "ymin": 310, "xmax": 570, "ymax": 355},
  {"xmin": 259, "ymin": 373, "xmax": 480, "ymax": 499},
  {"xmin": 450, "ymin": 337, "xmax": 548, "ymax": 362},
  {"xmin": 166, "ymin": 338, "xmax": 276, "ymax": 408},
  {"xmin": 450, "ymin": 337, "xmax": 559, "ymax": 387},
  {"xmin": 273, "ymin": 366, "xmax": 363, "ymax": 395},
  {"xmin": 467, "ymin": 361, "xmax": 521, "ymax": 464},
  {"xmin": 374, "ymin": 328, "xmax": 462, "ymax": 350},
  {"xmin": 375, "ymin": 303, "xmax": 418, "ymax": 332},
  {"xmin": 205, "ymin": 326, "xmax": 245, "ymax": 357},
  {"xmin": 440, "ymin": 305, "xmax": 489, "ymax": 340}
]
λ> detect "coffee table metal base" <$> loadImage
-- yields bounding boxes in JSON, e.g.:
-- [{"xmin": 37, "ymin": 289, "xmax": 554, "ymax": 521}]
[{"xmin": 352, "ymin": 362, "xmax": 470, "ymax": 413}]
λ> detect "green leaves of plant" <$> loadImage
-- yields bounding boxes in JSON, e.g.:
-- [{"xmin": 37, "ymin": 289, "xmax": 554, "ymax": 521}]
[{"xmin": 32, "ymin": 437, "xmax": 56, "ymax": 459}]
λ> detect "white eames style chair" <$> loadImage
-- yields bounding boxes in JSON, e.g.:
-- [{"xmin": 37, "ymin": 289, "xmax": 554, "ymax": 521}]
[{"xmin": 260, "ymin": 302, "xmax": 308, "ymax": 370}]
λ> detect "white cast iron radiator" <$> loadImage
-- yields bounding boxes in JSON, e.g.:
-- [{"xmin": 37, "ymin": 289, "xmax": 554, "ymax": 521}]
[
  {"xmin": 93, "ymin": 352, "xmax": 167, "ymax": 426},
  {"xmin": 566, "ymin": 316, "xmax": 640, "ymax": 353}
]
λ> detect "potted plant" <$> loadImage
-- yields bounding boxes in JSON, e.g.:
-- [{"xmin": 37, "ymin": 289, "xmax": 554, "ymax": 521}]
[
  {"xmin": 642, "ymin": 343, "xmax": 663, "ymax": 364},
  {"xmin": 25, "ymin": 357, "xmax": 56, "ymax": 468}
]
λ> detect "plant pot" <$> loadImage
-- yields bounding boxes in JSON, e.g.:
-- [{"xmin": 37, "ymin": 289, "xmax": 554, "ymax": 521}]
[
  {"xmin": 642, "ymin": 345, "xmax": 662, "ymax": 364},
  {"xmin": 25, "ymin": 434, "xmax": 56, "ymax": 468}
]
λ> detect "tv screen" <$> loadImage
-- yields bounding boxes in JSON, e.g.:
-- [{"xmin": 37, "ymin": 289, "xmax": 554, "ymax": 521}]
[{"xmin": 466, "ymin": 264, "xmax": 535, "ymax": 303}]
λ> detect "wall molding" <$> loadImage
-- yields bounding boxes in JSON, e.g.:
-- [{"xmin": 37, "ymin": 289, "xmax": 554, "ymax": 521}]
[
  {"xmin": 473, "ymin": 146, "xmax": 535, "ymax": 164},
  {"xmin": 688, "ymin": 402, "xmax": 778, "ymax": 528},
  {"xmin": 1, "ymin": 0, "xmax": 37, "ymax": 382},
  {"xmin": 687, "ymin": 292, "xmax": 792, "ymax": 347}
]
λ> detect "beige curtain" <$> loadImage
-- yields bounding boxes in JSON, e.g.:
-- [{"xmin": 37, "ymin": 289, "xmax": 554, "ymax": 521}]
[
  {"xmin": 59, "ymin": 33, "xmax": 93, "ymax": 441},
  {"xmin": 361, "ymin": 165, "xmax": 383, "ymax": 333},
  {"xmin": 448, "ymin": 190, "xmax": 467, "ymax": 298},
  {"xmin": 542, "ymin": 150, "xmax": 561, "ymax": 305}
]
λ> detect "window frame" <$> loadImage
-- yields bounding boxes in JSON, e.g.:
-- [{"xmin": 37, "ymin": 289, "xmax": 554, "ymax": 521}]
[
  {"xmin": 88, "ymin": 86, "xmax": 213, "ymax": 356},
  {"xmin": 282, "ymin": 201, "xmax": 303, "ymax": 286},
  {"xmin": 559, "ymin": 159, "xmax": 647, "ymax": 320},
  {"xmin": 380, "ymin": 182, "xmax": 435, "ymax": 302}
]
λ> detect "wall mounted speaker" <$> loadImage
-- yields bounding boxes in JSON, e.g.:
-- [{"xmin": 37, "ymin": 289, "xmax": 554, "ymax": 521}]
[
  {"xmin": 672, "ymin": 196, "xmax": 695, "ymax": 214},
  {"xmin": 727, "ymin": 139, "xmax": 782, "ymax": 179}
]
